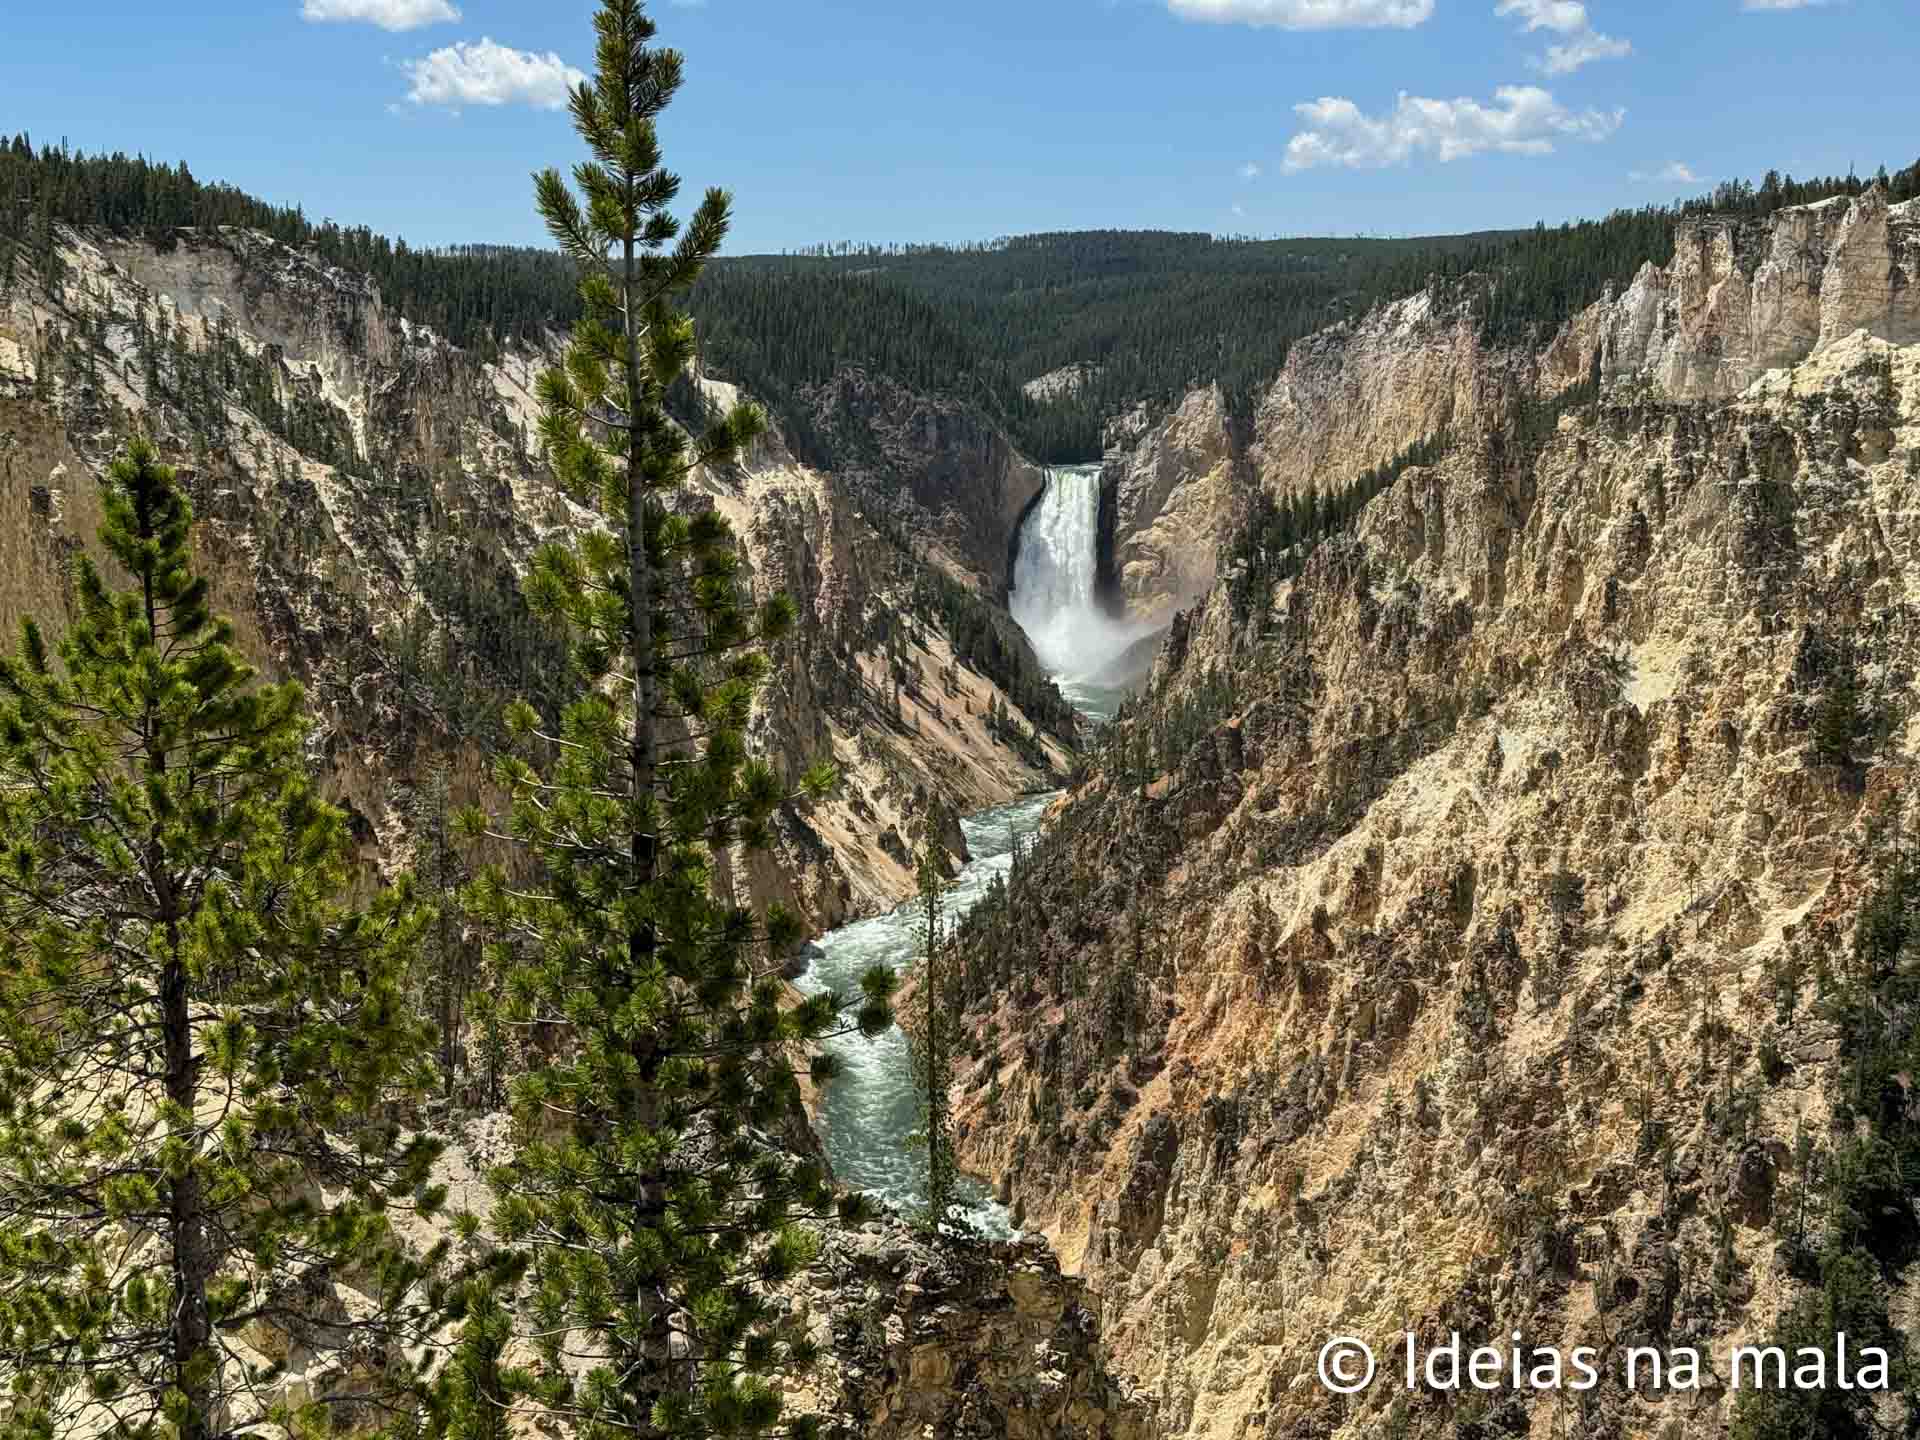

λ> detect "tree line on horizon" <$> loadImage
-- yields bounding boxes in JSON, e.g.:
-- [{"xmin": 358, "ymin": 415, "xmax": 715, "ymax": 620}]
[{"xmin": 5, "ymin": 131, "xmax": 1913, "ymax": 466}]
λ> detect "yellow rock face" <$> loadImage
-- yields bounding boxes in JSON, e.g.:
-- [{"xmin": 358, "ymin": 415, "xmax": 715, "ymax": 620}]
[{"xmin": 953, "ymin": 192, "xmax": 1920, "ymax": 1440}]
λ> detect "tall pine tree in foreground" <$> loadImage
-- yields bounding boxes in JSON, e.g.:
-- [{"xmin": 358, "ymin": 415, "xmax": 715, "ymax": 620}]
[
  {"xmin": 463, "ymin": 3, "xmax": 894, "ymax": 1436},
  {"xmin": 0, "ymin": 441, "xmax": 446, "ymax": 1440}
]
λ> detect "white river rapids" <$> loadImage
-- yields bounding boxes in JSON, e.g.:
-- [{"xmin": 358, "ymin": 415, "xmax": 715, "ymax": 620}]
[{"xmin": 792, "ymin": 793, "xmax": 1053, "ymax": 1236}]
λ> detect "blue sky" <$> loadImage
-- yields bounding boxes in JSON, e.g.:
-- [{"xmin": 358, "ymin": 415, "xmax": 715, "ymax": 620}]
[{"xmin": 1, "ymin": 0, "xmax": 1912, "ymax": 255}]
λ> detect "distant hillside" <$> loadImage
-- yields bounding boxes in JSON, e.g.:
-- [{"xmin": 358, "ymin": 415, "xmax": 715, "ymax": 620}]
[
  {"xmin": 6, "ymin": 134, "xmax": 1914, "ymax": 465},
  {"xmin": 691, "ymin": 230, "xmax": 1506, "ymax": 462},
  {"xmin": 696, "ymin": 163, "xmax": 1918, "ymax": 462}
]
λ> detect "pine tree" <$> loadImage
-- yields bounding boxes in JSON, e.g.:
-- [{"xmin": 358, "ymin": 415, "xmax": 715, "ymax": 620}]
[
  {"xmin": 462, "ymin": 4, "xmax": 893, "ymax": 1436},
  {"xmin": 413, "ymin": 760, "xmax": 471, "ymax": 1100},
  {"xmin": 0, "ymin": 441, "xmax": 446, "ymax": 1440},
  {"xmin": 425, "ymin": 1279, "xmax": 518, "ymax": 1440},
  {"xmin": 912, "ymin": 809, "xmax": 964, "ymax": 1232},
  {"xmin": 1813, "ymin": 638, "xmax": 1865, "ymax": 769},
  {"xmin": 29, "ymin": 185, "xmax": 57, "ymax": 293}
]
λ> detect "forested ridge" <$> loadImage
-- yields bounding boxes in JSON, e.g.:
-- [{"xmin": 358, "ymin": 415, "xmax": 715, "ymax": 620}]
[
  {"xmin": 698, "ymin": 159, "xmax": 1919, "ymax": 461},
  {"xmin": 5, "ymin": 133, "xmax": 1916, "ymax": 465},
  {"xmin": 0, "ymin": 133, "xmax": 581, "ymax": 356},
  {"xmin": 689, "ymin": 230, "xmax": 1502, "ymax": 462}
]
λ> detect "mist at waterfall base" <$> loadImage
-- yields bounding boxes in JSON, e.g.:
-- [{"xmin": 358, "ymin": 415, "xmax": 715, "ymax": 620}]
[
  {"xmin": 1011, "ymin": 465, "xmax": 1159, "ymax": 723},
  {"xmin": 792, "ymin": 794, "xmax": 1054, "ymax": 1238}
]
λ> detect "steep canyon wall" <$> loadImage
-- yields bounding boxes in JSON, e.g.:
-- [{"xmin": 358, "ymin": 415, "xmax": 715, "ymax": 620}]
[
  {"xmin": 0, "ymin": 225, "xmax": 1067, "ymax": 934},
  {"xmin": 955, "ymin": 187, "xmax": 1920, "ymax": 1440}
]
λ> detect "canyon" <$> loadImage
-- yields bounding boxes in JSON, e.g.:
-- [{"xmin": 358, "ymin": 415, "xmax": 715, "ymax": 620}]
[
  {"xmin": 0, "ymin": 214, "xmax": 1113, "ymax": 1435},
  {"xmin": 950, "ymin": 185, "xmax": 1920, "ymax": 1440},
  {"xmin": 7, "ymin": 174, "xmax": 1920, "ymax": 1440}
]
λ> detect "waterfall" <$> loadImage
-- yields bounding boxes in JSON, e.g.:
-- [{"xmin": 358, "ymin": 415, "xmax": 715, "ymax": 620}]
[{"xmin": 1010, "ymin": 466, "xmax": 1151, "ymax": 704}]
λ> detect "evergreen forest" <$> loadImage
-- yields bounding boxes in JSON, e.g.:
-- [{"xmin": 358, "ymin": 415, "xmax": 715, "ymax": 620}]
[{"xmin": 6, "ymin": 132, "xmax": 1914, "ymax": 463}]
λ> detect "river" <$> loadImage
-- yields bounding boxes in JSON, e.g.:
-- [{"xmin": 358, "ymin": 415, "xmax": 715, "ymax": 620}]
[{"xmin": 792, "ymin": 791, "xmax": 1055, "ymax": 1236}]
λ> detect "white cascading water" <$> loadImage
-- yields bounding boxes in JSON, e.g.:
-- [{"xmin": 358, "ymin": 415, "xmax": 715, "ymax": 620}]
[{"xmin": 1010, "ymin": 464, "xmax": 1154, "ymax": 715}]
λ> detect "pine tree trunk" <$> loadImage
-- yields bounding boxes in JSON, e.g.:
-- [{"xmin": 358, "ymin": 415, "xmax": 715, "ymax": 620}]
[
  {"xmin": 623, "ymin": 233, "xmax": 657, "ymax": 936},
  {"xmin": 162, "ymin": 941, "xmax": 214, "ymax": 1440},
  {"xmin": 429, "ymin": 777, "xmax": 458, "ymax": 1101},
  {"xmin": 441, "ymin": 907, "xmax": 456, "ymax": 1100}
]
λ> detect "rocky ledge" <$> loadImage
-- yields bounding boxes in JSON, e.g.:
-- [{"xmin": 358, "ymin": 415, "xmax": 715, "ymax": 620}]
[{"xmin": 793, "ymin": 1226, "xmax": 1154, "ymax": 1439}]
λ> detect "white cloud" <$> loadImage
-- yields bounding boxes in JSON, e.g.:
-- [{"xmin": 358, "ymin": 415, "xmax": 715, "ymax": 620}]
[
  {"xmin": 1495, "ymin": 0, "xmax": 1588, "ymax": 31},
  {"xmin": 403, "ymin": 38, "xmax": 587, "ymax": 110},
  {"xmin": 1541, "ymin": 28, "xmax": 1631, "ymax": 71},
  {"xmin": 1282, "ymin": 85, "xmax": 1624, "ymax": 170},
  {"xmin": 1494, "ymin": 0, "xmax": 1630, "ymax": 73},
  {"xmin": 1742, "ymin": 0, "xmax": 1841, "ymax": 8},
  {"xmin": 1630, "ymin": 161, "xmax": 1703, "ymax": 183},
  {"xmin": 302, "ymin": 0, "xmax": 459, "ymax": 31},
  {"xmin": 1240, "ymin": 161, "xmax": 1263, "ymax": 179},
  {"xmin": 1167, "ymin": 0, "xmax": 1433, "ymax": 29}
]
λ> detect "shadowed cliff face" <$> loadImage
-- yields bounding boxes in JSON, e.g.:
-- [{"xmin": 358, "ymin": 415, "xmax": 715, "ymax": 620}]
[
  {"xmin": 800, "ymin": 367, "xmax": 1049, "ymax": 594},
  {"xmin": 0, "ymin": 225, "xmax": 1067, "ymax": 935},
  {"xmin": 950, "ymin": 189, "xmax": 1920, "ymax": 1440}
]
